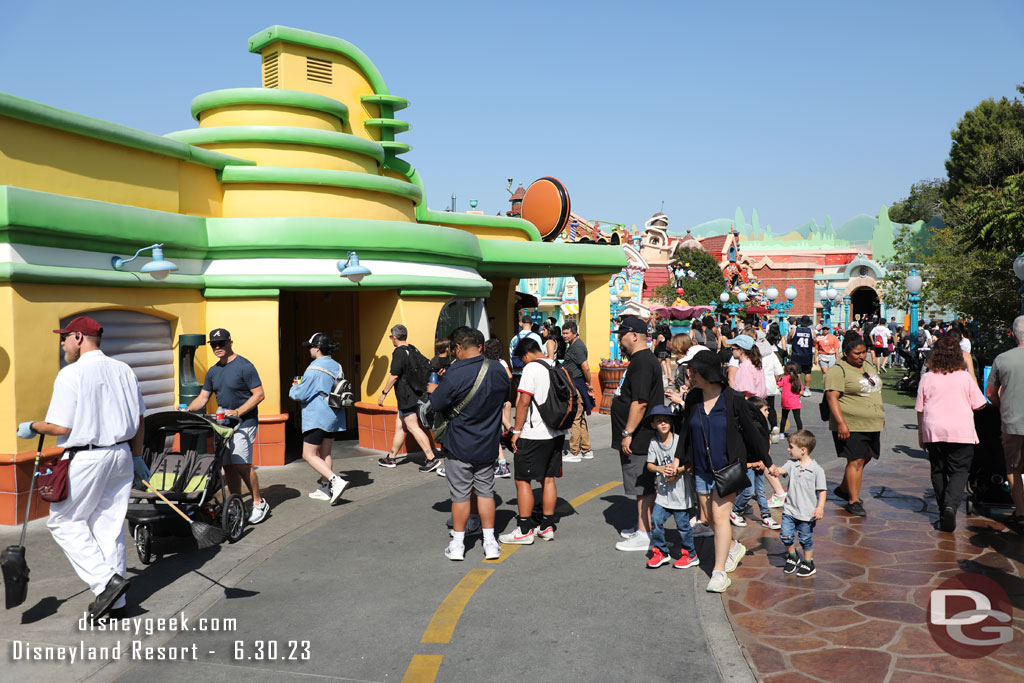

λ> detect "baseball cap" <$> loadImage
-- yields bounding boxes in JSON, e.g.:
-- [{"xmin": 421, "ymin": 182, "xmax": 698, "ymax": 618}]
[
  {"xmin": 53, "ymin": 316, "xmax": 103, "ymax": 336},
  {"xmin": 614, "ymin": 317, "xmax": 648, "ymax": 336},
  {"xmin": 302, "ymin": 332, "xmax": 330, "ymax": 348},
  {"xmin": 679, "ymin": 344, "xmax": 710, "ymax": 364},
  {"xmin": 208, "ymin": 328, "xmax": 231, "ymax": 344},
  {"xmin": 723, "ymin": 334, "xmax": 754, "ymax": 350}
]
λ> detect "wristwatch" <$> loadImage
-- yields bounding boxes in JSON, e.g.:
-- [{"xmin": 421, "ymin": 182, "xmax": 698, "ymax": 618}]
[{"xmin": 620, "ymin": 429, "xmax": 633, "ymax": 438}]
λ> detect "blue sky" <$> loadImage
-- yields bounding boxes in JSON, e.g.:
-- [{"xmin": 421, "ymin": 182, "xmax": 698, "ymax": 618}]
[{"xmin": 3, "ymin": 1, "xmax": 1022, "ymax": 232}]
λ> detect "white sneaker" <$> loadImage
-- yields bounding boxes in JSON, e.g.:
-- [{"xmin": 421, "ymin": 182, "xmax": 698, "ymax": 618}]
[
  {"xmin": 582, "ymin": 451, "xmax": 594, "ymax": 459},
  {"xmin": 768, "ymin": 493, "xmax": 787, "ymax": 508},
  {"xmin": 248, "ymin": 499, "xmax": 270, "ymax": 524},
  {"xmin": 706, "ymin": 569, "xmax": 732, "ymax": 593},
  {"xmin": 615, "ymin": 532, "xmax": 650, "ymax": 551},
  {"xmin": 771, "ymin": 426, "xmax": 780, "ymax": 436},
  {"xmin": 536, "ymin": 525, "xmax": 555, "ymax": 541},
  {"xmin": 329, "ymin": 476, "xmax": 348, "ymax": 505},
  {"xmin": 563, "ymin": 453, "xmax": 583, "ymax": 463},
  {"xmin": 691, "ymin": 522, "xmax": 714, "ymax": 538},
  {"xmin": 725, "ymin": 541, "xmax": 746, "ymax": 572},
  {"xmin": 308, "ymin": 481, "xmax": 330, "ymax": 500},
  {"xmin": 444, "ymin": 541, "xmax": 465, "ymax": 561},
  {"xmin": 730, "ymin": 511, "xmax": 747, "ymax": 527},
  {"xmin": 619, "ymin": 527, "xmax": 638, "ymax": 539},
  {"xmin": 760, "ymin": 516, "xmax": 782, "ymax": 530},
  {"xmin": 483, "ymin": 539, "xmax": 501, "ymax": 560},
  {"xmin": 802, "ymin": 388, "xmax": 812, "ymax": 397},
  {"xmin": 499, "ymin": 527, "xmax": 535, "ymax": 545}
]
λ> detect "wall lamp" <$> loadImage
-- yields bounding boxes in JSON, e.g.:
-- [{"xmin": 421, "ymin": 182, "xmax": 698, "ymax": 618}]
[
  {"xmin": 337, "ymin": 251, "xmax": 372, "ymax": 284},
  {"xmin": 111, "ymin": 243, "xmax": 179, "ymax": 280}
]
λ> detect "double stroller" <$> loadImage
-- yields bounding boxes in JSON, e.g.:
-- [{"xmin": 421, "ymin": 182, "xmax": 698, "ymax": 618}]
[
  {"xmin": 894, "ymin": 345, "xmax": 924, "ymax": 393},
  {"xmin": 126, "ymin": 411, "xmax": 246, "ymax": 564}
]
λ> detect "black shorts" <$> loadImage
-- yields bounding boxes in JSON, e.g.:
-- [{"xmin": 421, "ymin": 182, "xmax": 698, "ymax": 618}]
[
  {"xmin": 514, "ymin": 436, "xmax": 565, "ymax": 482},
  {"xmin": 798, "ymin": 363, "xmax": 813, "ymax": 374},
  {"xmin": 874, "ymin": 346, "xmax": 890, "ymax": 357},
  {"xmin": 832, "ymin": 431, "xmax": 881, "ymax": 461},
  {"xmin": 302, "ymin": 428, "xmax": 339, "ymax": 445}
]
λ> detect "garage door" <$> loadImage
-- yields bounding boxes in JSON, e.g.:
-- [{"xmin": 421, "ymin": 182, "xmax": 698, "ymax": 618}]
[{"xmin": 58, "ymin": 310, "xmax": 175, "ymax": 414}]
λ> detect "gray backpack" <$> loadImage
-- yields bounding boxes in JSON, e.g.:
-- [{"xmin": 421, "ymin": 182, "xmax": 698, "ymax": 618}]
[{"xmin": 309, "ymin": 366, "xmax": 354, "ymax": 409}]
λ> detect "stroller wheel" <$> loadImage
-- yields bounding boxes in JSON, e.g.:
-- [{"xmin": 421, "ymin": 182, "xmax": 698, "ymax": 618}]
[
  {"xmin": 222, "ymin": 494, "xmax": 246, "ymax": 543},
  {"xmin": 134, "ymin": 524, "xmax": 154, "ymax": 565},
  {"xmin": 965, "ymin": 499, "xmax": 974, "ymax": 515}
]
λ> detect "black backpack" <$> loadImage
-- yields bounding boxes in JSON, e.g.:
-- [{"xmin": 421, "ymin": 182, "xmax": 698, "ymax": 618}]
[
  {"xmin": 309, "ymin": 366, "xmax": 354, "ymax": 409},
  {"xmin": 402, "ymin": 345, "xmax": 431, "ymax": 396},
  {"xmin": 527, "ymin": 359, "xmax": 581, "ymax": 431}
]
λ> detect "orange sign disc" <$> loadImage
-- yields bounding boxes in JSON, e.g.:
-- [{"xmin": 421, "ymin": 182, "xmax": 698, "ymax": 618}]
[{"xmin": 520, "ymin": 177, "xmax": 571, "ymax": 241}]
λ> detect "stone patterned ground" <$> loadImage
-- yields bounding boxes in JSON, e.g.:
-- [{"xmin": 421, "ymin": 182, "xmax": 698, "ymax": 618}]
[{"xmin": 721, "ymin": 457, "xmax": 1024, "ymax": 682}]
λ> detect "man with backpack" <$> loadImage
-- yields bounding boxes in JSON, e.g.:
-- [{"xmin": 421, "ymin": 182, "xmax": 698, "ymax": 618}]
[
  {"xmin": 377, "ymin": 324, "xmax": 441, "ymax": 471},
  {"xmin": 789, "ymin": 316, "xmax": 815, "ymax": 397},
  {"xmin": 502, "ymin": 337, "xmax": 577, "ymax": 545},
  {"xmin": 508, "ymin": 315, "xmax": 545, "ymax": 382}
]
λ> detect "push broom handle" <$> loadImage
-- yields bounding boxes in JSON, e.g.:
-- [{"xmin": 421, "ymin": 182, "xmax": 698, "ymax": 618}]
[
  {"xmin": 19, "ymin": 434, "xmax": 45, "ymax": 548},
  {"xmin": 138, "ymin": 478, "xmax": 195, "ymax": 524}
]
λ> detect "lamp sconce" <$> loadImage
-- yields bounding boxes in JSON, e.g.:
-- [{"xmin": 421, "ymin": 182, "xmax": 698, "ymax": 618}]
[
  {"xmin": 337, "ymin": 251, "xmax": 372, "ymax": 284},
  {"xmin": 111, "ymin": 243, "xmax": 178, "ymax": 280}
]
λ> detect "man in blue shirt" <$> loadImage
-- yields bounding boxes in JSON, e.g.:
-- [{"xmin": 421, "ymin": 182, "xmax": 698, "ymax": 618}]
[{"xmin": 430, "ymin": 326, "xmax": 509, "ymax": 561}]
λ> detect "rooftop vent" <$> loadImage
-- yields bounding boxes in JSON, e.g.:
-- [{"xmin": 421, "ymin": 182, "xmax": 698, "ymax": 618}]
[
  {"xmin": 306, "ymin": 56, "xmax": 332, "ymax": 85},
  {"xmin": 262, "ymin": 52, "xmax": 279, "ymax": 88}
]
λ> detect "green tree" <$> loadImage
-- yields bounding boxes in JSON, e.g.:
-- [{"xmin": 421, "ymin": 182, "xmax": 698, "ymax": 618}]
[
  {"xmin": 945, "ymin": 93, "xmax": 1024, "ymax": 199},
  {"xmin": 888, "ymin": 178, "xmax": 946, "ymax": 224},
  {"xmin": 654, "ymin": 247, "xmax": 725, "ymax": 306}
]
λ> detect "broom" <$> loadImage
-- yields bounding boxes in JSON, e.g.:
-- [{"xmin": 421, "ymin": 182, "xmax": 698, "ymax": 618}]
[{"xmin": 139, "ymin": 478, "xmax": 227, "ymax": 549}]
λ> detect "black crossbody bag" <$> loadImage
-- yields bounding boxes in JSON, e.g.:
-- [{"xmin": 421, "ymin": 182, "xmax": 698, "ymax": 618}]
[{"xmin": 697, "ymin": 395, "xmax": 748, "ymax": 498}]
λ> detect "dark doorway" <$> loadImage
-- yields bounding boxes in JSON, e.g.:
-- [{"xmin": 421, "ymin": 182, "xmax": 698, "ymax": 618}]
[
  {"xmin": 279, "ymin": 291, "xmax": 361, "ymax": 454},
  {"xmin": 850, "ymin": 286, "xmax": 879, "ymax": 323}
]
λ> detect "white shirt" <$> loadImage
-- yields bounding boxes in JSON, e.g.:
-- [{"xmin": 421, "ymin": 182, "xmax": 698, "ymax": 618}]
[
  {"xmin": 870, "ymin": 325, "xmax": 891, "ymax": 347},
  {"xmin": 45, "ymin": 350, "xmax": 145, "ymax": 449},
  {"xmin": 760, "ymin": 348, "xmax": 784, "ymax": 397},
  {"xmin": 517, "ymin": 358, "xmax": 567, "ymax": 440},
  {"xmin": 960, "ymin": 337, "xmax": 972, "ymax": 353}
]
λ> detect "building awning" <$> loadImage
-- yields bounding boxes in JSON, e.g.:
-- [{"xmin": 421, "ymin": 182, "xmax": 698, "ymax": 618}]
[{"xmin": 561, "ymin": 303, "xmax": 579, "ymax": 315}]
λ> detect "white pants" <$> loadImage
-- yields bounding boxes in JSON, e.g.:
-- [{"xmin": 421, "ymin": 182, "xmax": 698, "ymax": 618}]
[{"xmin": 47, "ymin": 445, "xmax": 133, "ymax": 608}]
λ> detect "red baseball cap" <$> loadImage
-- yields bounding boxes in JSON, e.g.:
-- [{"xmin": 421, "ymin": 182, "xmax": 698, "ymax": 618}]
[{"xmin": 53, "ymin": 316, "xmax": 103, "ymax": 336}]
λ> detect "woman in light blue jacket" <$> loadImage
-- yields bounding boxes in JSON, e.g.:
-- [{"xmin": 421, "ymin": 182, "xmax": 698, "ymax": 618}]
[{"xmin": 289, "ymin": 333, "xmax": 348, "ymax": 504}]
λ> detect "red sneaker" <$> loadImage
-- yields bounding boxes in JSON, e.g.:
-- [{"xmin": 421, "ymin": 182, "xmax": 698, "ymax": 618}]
[
  {"xmin": 647, "ymin": 547, "xmax": 671, "ymax": 568},
  {"xmin": 674, "ymin": 549, "xmax": 700, "ymax": 569}
]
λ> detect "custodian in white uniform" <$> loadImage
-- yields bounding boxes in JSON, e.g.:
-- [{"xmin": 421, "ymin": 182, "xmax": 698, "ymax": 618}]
[{"xmin": 44, "ymin": 349, "xmax": 145, "ymax": 611}]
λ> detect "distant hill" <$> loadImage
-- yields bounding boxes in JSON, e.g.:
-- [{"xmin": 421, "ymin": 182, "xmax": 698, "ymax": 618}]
[
  {"xmin": 670, "ymin": 207, "xmax": 899, "ymax": 245},
  {"xmin": 835, "ymin": 214, "xmax": 878, "ymax": 244}
]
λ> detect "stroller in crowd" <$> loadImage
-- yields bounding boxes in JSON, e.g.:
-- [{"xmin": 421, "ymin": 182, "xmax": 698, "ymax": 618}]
[
  {"xmin": 965, "ymin": 403, "xmax": 1013, "ymax": 514},
  {"xmin": 126, "ymin": 411, "xmax": 246, "ymax": 564},
  {"xmin": 894, "ymin": 345, "xmax": 924, "ymax": 393}
]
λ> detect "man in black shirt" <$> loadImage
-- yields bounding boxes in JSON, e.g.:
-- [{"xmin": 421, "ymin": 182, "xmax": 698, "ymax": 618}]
[
  {"xmin": 561, "ymin": 321, "xmax": 595, "ymax": 461},
  {"xmin": 610, "ymin": 317, "xmax": 665, "ymax": 551},
  {"xmin": 377, "ymin": 324, "xmax": 441, "ymax": 471}
]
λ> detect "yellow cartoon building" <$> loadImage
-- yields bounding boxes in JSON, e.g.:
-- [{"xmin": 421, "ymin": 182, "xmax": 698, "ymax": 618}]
[{"xmin": 0, "ymin": 26, "xmax": 625, "ymax": 524}]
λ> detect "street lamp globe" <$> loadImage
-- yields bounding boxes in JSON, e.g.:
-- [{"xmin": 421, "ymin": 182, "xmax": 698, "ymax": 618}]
[
  {"xmin": 784, "ymin": 285, "xmax": 798, "ymax": 301},
  {"xmin": 904, "ymin": 270, "xmax": 923, "ymax": 294},
  {"xmin": 765, "ymin": 285, "xmax": 778, "ymax": 302},
  {"xmin": 737, "ymin": 291, "xmax": 748, "ymax": 303},
  {"xmin": 826, "ymin": 287, "xmax": 837, "ymax": 301},
  {"xmin": 610, "ymin": 294, "xmax": 619, "ymax": 305},
  {"xmin": 720, "ymin": 291, "xmax": 730, "ymax": 303},
  {"xmin": 1014, "ymin": 252, "xmax": 1024, "ymax": 281}
]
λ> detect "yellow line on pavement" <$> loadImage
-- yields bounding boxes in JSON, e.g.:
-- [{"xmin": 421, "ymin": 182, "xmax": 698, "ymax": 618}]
[
  {"xmin": 488, "ymin": 543, "xmax": 521, "ymax": 564},
  {"xmin": 568, "ymin": 480, "xmax": 622, "ymax": 509},
  {"xmin": 402, "ymin": 654, "xmax": 444, "ymax": 682},
  {"xmin": 421, "ymin": 568, "xmax": 494, "ymax": 644}
]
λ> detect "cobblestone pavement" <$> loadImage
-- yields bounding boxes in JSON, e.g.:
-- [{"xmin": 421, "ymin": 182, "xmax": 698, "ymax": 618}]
[{"xmin": 721, "ymin": 431, "xmax": 1024, "ymax": 682}]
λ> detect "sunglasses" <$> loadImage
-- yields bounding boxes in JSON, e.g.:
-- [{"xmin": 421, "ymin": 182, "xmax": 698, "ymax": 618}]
[
  {"xmin": 863, "ymin": 372, "xmax": 877, "ymax": 387},
  {"xmin": 59, "ymin": 333, "xmax": 70, "ymax": 342},
  {"xmin": 210, "ymin": 341, "xmax": 228, "ymax": 349}
]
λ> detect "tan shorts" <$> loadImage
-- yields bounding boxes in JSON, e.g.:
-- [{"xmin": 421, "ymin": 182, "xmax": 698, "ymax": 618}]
[{"xmin": 1003, "ymin": 433, "xmax": 1024, "ymax": 472}]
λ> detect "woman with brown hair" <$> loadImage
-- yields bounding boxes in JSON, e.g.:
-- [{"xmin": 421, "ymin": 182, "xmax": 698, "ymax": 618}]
[{"xmin": 916, "ymin": 334, "xmax": 987, "ymax": 531}]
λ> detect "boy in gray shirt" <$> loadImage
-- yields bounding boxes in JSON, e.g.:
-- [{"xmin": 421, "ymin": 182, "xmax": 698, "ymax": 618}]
[
  {"xmin": 772, "ymin": 430, "xmax": 826, "ymax": 577},
  {"xmin": 644, "ymin": 406, "xmax": 699, "ymax": 569}
]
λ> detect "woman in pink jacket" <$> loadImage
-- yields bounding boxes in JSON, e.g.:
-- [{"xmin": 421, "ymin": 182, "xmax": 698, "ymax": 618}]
[{"xmin": 916, "ymin": 334, "xmax": 987, "ymax": 532}]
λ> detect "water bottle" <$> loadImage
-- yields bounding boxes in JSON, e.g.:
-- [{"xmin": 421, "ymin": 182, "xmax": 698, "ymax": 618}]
[{"xmin": 428, "ymin": 371, "xmax": 440, "ymax": 385}]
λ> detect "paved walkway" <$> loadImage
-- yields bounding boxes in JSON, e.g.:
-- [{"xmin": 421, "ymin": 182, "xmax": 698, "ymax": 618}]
[{"xmin": 721, "ymin": 397, "xmax": 1024, "ymax": 682}]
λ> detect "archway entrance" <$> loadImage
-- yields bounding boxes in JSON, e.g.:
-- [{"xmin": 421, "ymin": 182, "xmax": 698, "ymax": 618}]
[{"xmin": 850, "ymin": 286, "xmax": 879, "ymax": 324}]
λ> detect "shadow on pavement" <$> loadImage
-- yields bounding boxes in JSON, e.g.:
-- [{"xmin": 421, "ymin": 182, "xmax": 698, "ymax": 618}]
[
  {"xmin": 20, "ymin": 588, "xmax": 89, "ymax": 624},
  {"xmin": 599, "ymin": 493, "xmax": 638, "ymax": 533}
]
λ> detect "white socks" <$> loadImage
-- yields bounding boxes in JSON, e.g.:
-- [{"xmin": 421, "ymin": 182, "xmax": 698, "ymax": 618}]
[
  {"xmin": 452, "ymin": 531, "xmax": 465, "ymax": 544},
  {"xmin": 483, "ymin": 529, "xmax": 495, "ymax": 542}
]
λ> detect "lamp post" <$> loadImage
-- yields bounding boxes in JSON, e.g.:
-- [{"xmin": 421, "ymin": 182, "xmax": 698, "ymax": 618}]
[
  {"xmin": 819, "ymin": 286, "xmax": 838, "ymax": 328},
  {"xmin": 843, "ymin": 295, "xmax": 851, "ymax": 329},
  {"xmin": 610, "ymin": 274, "xmax": 632, "ymax": 360},
  {"xmin": 905, "ymin": 269, "xmax": 922, "ymax": 352},
  {"xmin": 719, "ymin": 291, "xmax": 746, "ymax": 330},
  {"xmin": 1014, "ymin": 252, "xmax": 1024, "ymax": 315},
  {"xmin": 768, "ymin": 285, "xmax": 797, "ymax": 335}
]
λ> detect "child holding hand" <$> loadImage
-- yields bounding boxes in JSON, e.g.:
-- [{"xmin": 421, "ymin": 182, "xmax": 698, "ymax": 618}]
[{"xmin": 645, "ymin": 406, "xmax": 699, "ymax": 569}]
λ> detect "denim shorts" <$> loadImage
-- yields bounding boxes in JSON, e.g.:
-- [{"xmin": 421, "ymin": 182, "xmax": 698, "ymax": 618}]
[
  {"xmin": 780, "ymin": 513, "xmax": 816, "ymax": 550},
  {"xmin": 694, "ymin": 471, "xmax": 715, "ymax": 496}
]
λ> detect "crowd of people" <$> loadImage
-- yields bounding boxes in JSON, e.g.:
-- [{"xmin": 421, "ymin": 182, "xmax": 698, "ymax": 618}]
[{"xmin": 15, "ymin": 304, "xmax": 1021, "ymax": 618}]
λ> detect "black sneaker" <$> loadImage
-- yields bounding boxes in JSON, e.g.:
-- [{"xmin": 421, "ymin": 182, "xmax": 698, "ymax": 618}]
[
  {"xmin": 832, "ymin": 485, "xmax": 850, "ymax": 501},
  {"xmin": 419, "ymin": 457, "xmax": 442, "ymax": 473},
  {"xmin": 796, "ymin": 560, "xmax": 816, "ymax": 577},
  {"xmin": 783, "ymin": 554, "xmax": 800, "ymax": 574},
  {"xmin": 844, "ymin": 501, "xmax": 866, "ymax": 517},
  {"xmin": 939, "ymin": 506, "xmax": 956, "ymax": 532},
  {"xmin": 377, "ymin": 456, "xmax": 397, "ymax": 468}
]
